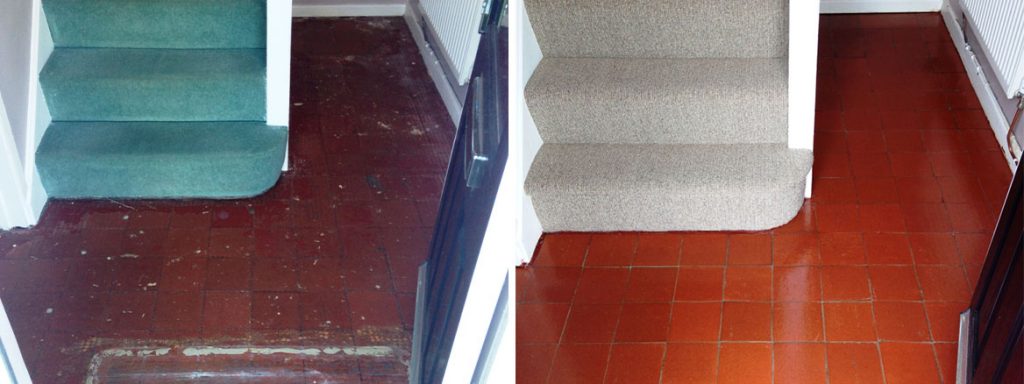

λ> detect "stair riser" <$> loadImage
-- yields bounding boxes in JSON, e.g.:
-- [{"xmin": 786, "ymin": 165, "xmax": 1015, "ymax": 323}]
[
  {"xmin": 531, "ymin": 183, "xmax": 807, "ymax": 232},
  {"xmin": 527, "ymin": 91, "xmax": 787, "ymax": 144},
  {"xmin": 41, "ymin": 77, "xmax": 266, "ymax": 122},
  {"xmin": 43, "ymin": 0, "xmax": 266, "ymax": 49},
  {"xmin": 526, "ymin": 59, "xmax": 789, "ymax": 144},
  {"xmin": 526, "ymin": 0, "xmax": 788, "ymax": 59}
]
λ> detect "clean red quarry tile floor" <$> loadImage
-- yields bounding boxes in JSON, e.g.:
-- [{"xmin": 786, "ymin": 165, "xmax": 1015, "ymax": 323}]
[
  {"xmin": 516, "ymin": 13, "xmax": 1014, "ymax": 384},
  {"xmin": 0, "ymin": 18, "xmax": 452, "ymax": 384}
]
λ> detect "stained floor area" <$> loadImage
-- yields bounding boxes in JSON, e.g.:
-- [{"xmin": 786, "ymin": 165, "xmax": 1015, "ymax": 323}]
[
  {"xmin": 517, "ymin": 13, "xmax": 1014, "ymax": 384},
  {"xmin": 0, "ymin": 18, "xmax": 453, "ymax": 383}
]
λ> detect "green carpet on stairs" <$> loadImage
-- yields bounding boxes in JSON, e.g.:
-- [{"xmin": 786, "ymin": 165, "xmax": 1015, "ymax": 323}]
[
  {"xmin": 37, "ymin": 122, "xmax": 287, "ymax": 199},
  {"xmin": 35, "ymin": 0, "xmax": 285, "ymax": 199},
  {"xmin": 42, "ymin": 0, "xmax": 266, "ymax": 49}
]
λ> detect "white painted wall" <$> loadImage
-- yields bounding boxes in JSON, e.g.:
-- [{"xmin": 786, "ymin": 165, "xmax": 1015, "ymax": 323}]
[
  {"xmin": 790, "ymin": 0, "xmax": 821, "ymax": 198},
  {"xmin": 293, "ymin": 0, "xmax": 406, "ymax": 17},
  {"xmin": 0, "ymin": 0, "xmax": 34, "ymax": 164},
  {"xmin": 516, "ymin": 3, "xmax": 543, "ymax": 265},
  {"xmin": 0, "ymin": 0, "xmax": 52, "ymax": 228},
  {"xmin": 821, "ymin": 0, "xmax": 942, "ymax": 13}
]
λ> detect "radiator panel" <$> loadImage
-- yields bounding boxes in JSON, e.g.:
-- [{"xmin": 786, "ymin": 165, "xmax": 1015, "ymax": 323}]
[
  {"xmin": 962, "ymin": 0, "xmax": 1024, "ymax": 98},
  {"xmin": 420, "ymin": 0, "xmax": 484, "ymax": 85}
]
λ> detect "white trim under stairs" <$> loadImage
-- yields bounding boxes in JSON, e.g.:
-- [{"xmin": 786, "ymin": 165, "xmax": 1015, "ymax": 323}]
[{"xmin": 821, "ymin": 0, "xmax": 942, "ymax": 14}]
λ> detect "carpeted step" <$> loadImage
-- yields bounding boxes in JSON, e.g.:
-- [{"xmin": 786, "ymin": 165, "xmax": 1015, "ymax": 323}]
[
  {"xmin": 525, "ymin": 143, "xmax": 813, "ymax": 232},
  {"xmin": 40, "ymin": 48, "xmax": 266, "ymax": 122},
  {"xmin": 526, "ymin": 58, "xmax": 788, "ymax": 144},
  {"xmin": 42, "ymin": 0, "xmax": 266, "ymax": 49},
  {"xmin": 36, "ymin": 122, "xmax": 287, "ymax": 199},
  {"xmin": 525, "ymin": 0, "xmax": 787, "ymax": 59}
]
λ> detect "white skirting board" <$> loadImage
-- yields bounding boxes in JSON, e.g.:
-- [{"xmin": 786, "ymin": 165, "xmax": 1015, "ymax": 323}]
[
  {"xmin": 821, "ymin": 0, "xmax": 942, "ymax": 14},
  {"xmin": 292, "ymin": 4, "xmax": 406, "ymax": 17},
  {"xmin": 943, "ymin": 4, "xmax": 1018, "ymax": 169}
]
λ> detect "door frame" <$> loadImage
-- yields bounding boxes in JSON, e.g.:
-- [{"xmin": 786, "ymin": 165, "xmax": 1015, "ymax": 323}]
[
  {"xmin": 0, "ymin": 93, "xmax": 34, "ymax": 231},
  {"xmin": 0, "ymin": 298, "xmax": 32, "ymax": 384}
]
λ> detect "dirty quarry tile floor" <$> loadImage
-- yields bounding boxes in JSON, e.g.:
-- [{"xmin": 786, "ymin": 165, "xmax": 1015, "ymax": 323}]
[{"xmin": 0, "ymin": 17, "xmax": 452, "ymax": 384}]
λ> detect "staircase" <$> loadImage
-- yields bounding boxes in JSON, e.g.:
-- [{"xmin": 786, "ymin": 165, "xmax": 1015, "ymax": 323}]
[
  {"xmin": 524, "ymin": 0, "xmax": 814, "ymax": 232},
  {"xmin": 35, "ymin": 0, "xmax": 287, "ymax": 199}
]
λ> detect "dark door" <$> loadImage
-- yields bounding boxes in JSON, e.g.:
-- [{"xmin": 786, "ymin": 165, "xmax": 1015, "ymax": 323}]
[
  {"xmin": 412, "ymin": 0, "xmax": 508, "ymax": 382},
  {"xmin": 960, "ymin": 160, "xmax": 1023, "ymax": 384}
]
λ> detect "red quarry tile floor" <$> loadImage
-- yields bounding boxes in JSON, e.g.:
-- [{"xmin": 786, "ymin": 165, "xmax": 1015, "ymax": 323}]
[
  {"xmin": 0, "ymin": 18, "xmax": 452, "ymax": 384},
  {"xmin": 516, "ymin": 13, "xmax": 1015, "ymax": 384}
]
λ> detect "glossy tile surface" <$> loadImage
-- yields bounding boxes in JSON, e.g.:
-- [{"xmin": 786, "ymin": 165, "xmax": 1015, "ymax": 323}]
[
  {"xmin": 0, "ymin": 18, "xmax": 452, "ymax": 383},
  {"xmin": 517, "ymin": 13, "xmax": 1013, "ymax": 384}
]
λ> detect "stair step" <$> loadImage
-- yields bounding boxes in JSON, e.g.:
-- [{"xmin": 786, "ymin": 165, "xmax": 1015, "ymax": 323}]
[
  {"xmin": 527, "ymin": 58, "xmax": 788, "ymax": 144},
  {"xmin": 525, "ymin": 143, "xmax": 813, "ymax": 231},
  {"xmin": 43, "ymin": 0, "xmax": 266, "ymax": 49},
  {"xmin": 36, "ymin": 122, "xmax": 287, "ymax": 199},
  {"xmin": 40, "ymin": 48, "xmax": 266, "ymax": 122},
  {"xmin": 525, "ymin": 0, "xmax": 787, "ymax": 59}
]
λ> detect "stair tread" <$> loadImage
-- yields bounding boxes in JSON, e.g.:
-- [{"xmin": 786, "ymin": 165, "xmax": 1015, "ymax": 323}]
[
  {"xmin": 525, "ymin": 0, "xmax": 787, "ymax": 59},
  {"xmin": 43, "ymin": 0, "xmax": 266, "ymax": 49},
  {"xmin": 40, "ymin": 48, "xmax": 266, "ymax": 121},
  {"xmin": 527, "ymin": 58, "xmax": 788, "ymax": 144},
  {"xmin": 36, "ymin": 122, "xmax": 287, "ymax": 199},
  {"xmin": 526, "ymin": 143, "xmax": 812, "ymax": 193}
]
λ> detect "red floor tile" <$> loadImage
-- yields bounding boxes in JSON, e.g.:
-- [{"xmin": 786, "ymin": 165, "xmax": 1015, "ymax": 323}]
[
  {"xmin": 827, "ymin": 343, "xmax": 885, "ymax": 384},
  {"xmin": 548, "ymin": 343, "xmax": 610, "ymax": 384},
  {"xmin": 574, "ymin": 268, "xmax": 629, "ymax": 304},
  {"xmin": 718, "ymin": 343, "xmax": 772, "ymax": 384},
  {"xmin": 674, "ymin": 267, "xmax": 724, "ymax": 301},
  {"xmin": 586, "ymin": 234, "xmax": 636, "ymax": 267},
  {"xmin": 668, "ymin": 302, "xmax": 721, "ymax": 342},
  {"xmin": 819, "ymin": 232, "xmax": 868, "ymax": 265},
  {"xmin": 774, "ymin": 302, "xmax": 825, "ymax": 342},
  {"xmin": 821, "ymin": 266, "xmax": 872, "ymax": 300},
  {"xmin": 516, "ymin": 344, "xmax": 556, "ymax": 384},
  {"xmin": 662, "ymin": 343, "xmax": 717, "ymax": 383},
  {"xmin": 633, "ymin": 233, "xmax": 682, "ymax": 266},
  {"xmin": 533, "ymin": 234, "xmax": 591, "ymax": 267},
  {"xmin": 727, "ymin": 233, "xmax": 772, "ymax": 265},
  {"xmin": 562, "ymin": 304, "xmax": 619, "ymax": 344},
  {"xmin": 721, "ymin": 302, "xmax": 771, "ymax": 341},
  {"xmin": 863, "ymin": 232, "xmax": 915, "ymax": 264},
  {"xmin": 517, "ymin": 267, "xmax": 581, "ymax": 303},
  {"xmin": 773, "ymin": 233, "xmax": 821, "ymax": 265},
  {"xmin": 824, "ymin": 302, "xmax": 878, "ymax": 341},
  {"xmin": 868, "ymin": 265, "xmax": 924, "ymax": 300},
  {"xmin": 723, "ymin": 266, "xmax": 772, "ymax": 301},
  {"xmin": 605, "ymin": 343, "xmax": 665, "ymax": 384},
  {"xmin": 873, "ymin": 301, "xmax": 932, "ymax": 341},
  {"xmin": 615, "ymin": 303, "xmax": 671, "ymax": 342},
  {"xmin": 679, "ymin": 234, "xmax": 727, "ymax": 265},
  {"xmin": 624, "ymin": 267, "xmax": 677, "ymax": 302},
  {"xmin": 880, "ymin": 342, "xmax": 942, "ymax": 384},
  {"xmin": 774, "ymin": 343, "xmax": 827, "ymax": 383},
  {"xmin": 774, "ymin": 266, "xmax": 822, "ymax": 302}
]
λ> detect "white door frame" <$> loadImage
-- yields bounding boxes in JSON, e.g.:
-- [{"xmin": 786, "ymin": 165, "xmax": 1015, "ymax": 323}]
[
  {"xmin": 0, "ymin": 93, "xmax": 34, "ymax": 231},
  {"xmin": 0, "ymin": 298, "xmax": 32, "ymax": 384}
]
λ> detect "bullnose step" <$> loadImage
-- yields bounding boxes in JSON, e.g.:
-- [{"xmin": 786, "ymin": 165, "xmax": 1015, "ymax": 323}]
[{"xmin": 35, "ymin": 122, "xmax": 288, "ymax": 199}]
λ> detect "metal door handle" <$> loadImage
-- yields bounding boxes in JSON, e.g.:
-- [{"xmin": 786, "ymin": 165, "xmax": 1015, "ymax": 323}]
[{"xmin": 466, "ymin": 76, "xmax": 488, "ymax": 188}]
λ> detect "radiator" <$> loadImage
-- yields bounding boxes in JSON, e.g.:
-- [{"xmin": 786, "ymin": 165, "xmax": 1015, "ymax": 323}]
[
  {"xmin": 962, "ymin": 0, "xmax": 1024, "ymax": 98},
  {"xmin": 420, "ymin": 0, "xmax": 486, "ymax": 85}
]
